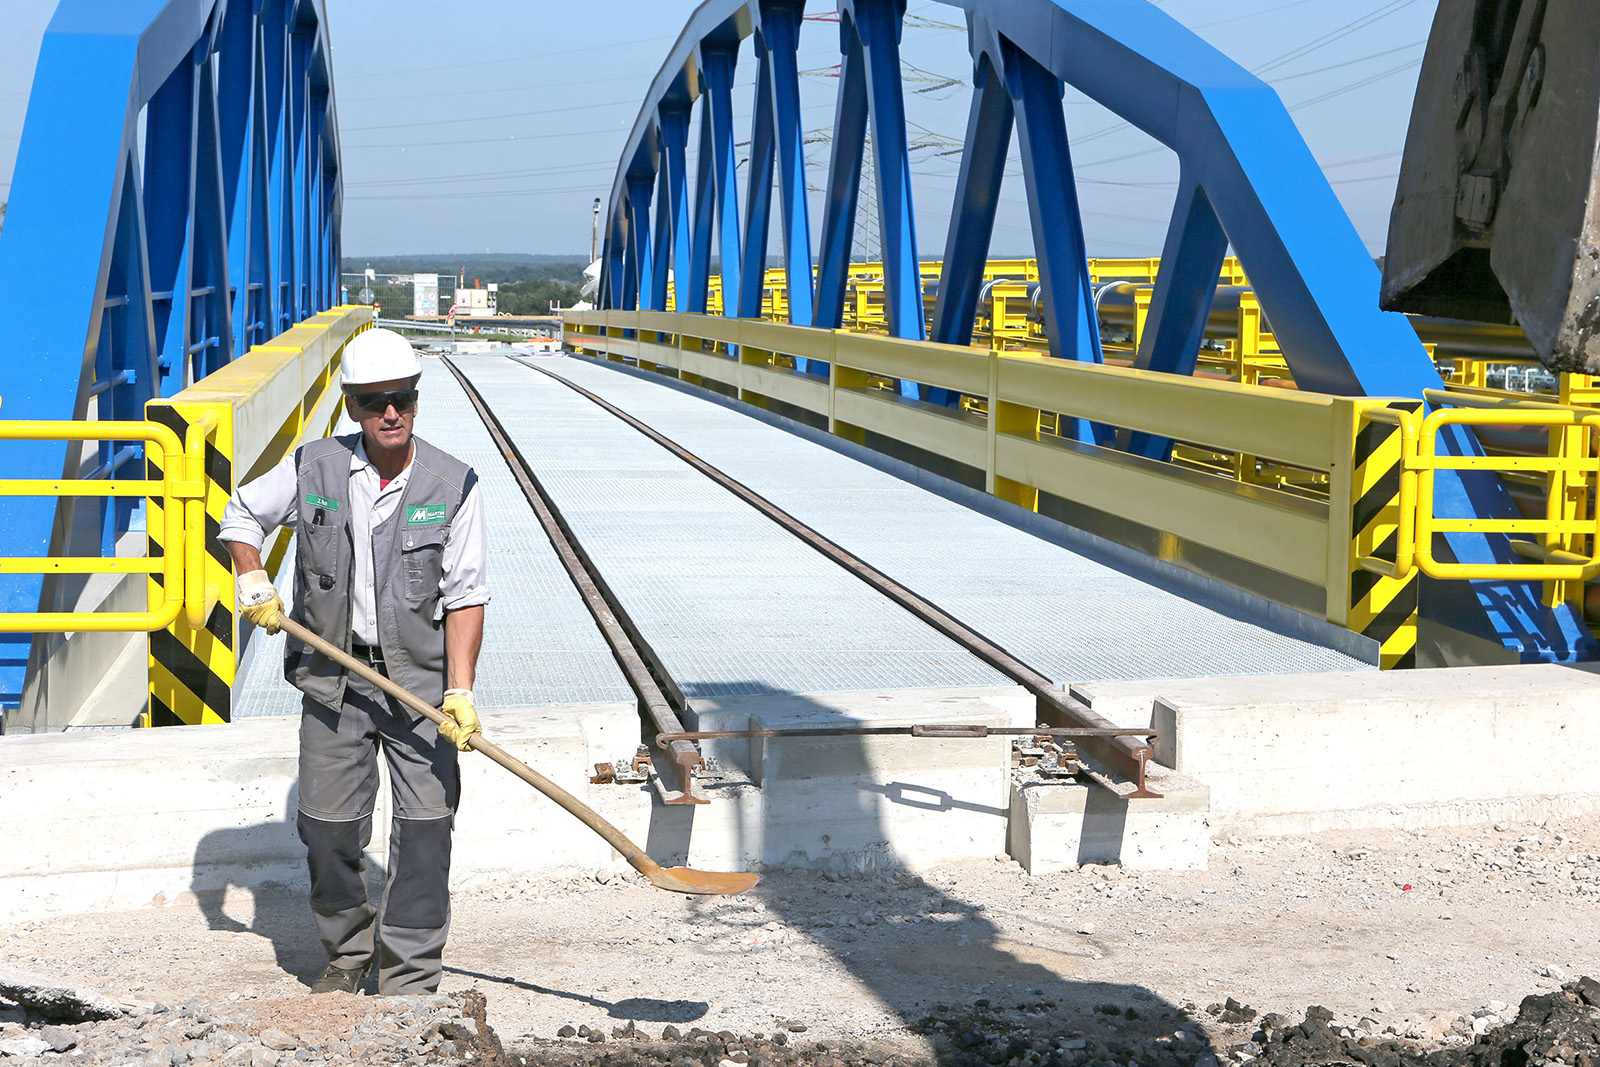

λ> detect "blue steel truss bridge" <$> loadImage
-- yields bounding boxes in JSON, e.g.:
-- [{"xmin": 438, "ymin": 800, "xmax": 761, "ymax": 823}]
[{"xmin": 3, "ymin": 0, "xmax": 1600, "ymax": 743}]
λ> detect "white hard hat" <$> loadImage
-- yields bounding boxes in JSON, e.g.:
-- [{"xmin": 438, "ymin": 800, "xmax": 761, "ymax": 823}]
[{"xmin": 340, "ymin": 328, "xmax": 422, "ymax": 388}]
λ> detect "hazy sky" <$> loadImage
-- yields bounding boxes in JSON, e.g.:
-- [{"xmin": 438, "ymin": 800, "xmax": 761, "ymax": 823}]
[{"xmin": 0, "ymin": 0, "xmax": 1437, "ymax": 259}]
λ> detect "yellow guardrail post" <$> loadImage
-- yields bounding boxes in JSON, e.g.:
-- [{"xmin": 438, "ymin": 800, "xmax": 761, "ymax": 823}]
[
  {"xmin": 985, "ymin": 350, "xmax": 1040, "ymax": 511},
  {"xmin": 1333, "ymin": 398, "xmax": 1422, "ymax": 669},
  {"xmin": 0, "ymin": 421, "xmax": 187, "ymax": 632},
  {"xmin": 1412, "ymin": 404, "xmax": 1600, "ymax": 584},
  {"xmin": 144, "ymin": 398, "xmax": 234, "ymax": 726},
  {"xmin": 143, "ymin": 305, "xmax": 368, "ymax": 726}
]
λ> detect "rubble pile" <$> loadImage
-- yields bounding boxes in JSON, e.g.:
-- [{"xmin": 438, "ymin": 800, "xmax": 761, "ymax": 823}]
[
  {"xmin": 0, "ymin": 981, "xmax": 508, "ymax": 1067},
  {"xmin": 6, "ymin": 968, "xmax": 1600, "ymax": 1067},
  {"xmin": 503, "ymin": 978, "xmax": 1600, "ymax": 1067}
]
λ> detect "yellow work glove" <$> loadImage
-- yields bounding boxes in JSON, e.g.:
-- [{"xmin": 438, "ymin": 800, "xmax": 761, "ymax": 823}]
[
  {"xmin": 237, "ymin": 569, "xmax": 284, "ymax": 635},
  {"xmin": 439, "ymin": 688, "xmax": 481, "ymax": 752}
]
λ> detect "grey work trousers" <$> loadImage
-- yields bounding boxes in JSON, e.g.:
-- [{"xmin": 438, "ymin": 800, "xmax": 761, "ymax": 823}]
[{"xmin": 296, "ymin": 668, "xmax": 460, "ymax": 995}]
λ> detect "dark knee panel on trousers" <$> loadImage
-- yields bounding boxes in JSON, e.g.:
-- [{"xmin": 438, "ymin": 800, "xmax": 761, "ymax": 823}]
[
  {"xmin": 384, "ymin": 816, "xmax": 452, "ymax": 929},
  {"xmin": 298, "ymin": 811, "xmax": 372, "ymax": 913}
]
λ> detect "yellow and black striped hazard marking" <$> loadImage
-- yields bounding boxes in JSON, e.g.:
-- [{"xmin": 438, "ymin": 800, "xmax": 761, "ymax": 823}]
[
  {"xmin": 1348, "ymin": 401, "xmax": 1421, "ymax": 670},
  {"xmin": 144, "ymin": 402, "xmax": 236, "ymax": 725}
]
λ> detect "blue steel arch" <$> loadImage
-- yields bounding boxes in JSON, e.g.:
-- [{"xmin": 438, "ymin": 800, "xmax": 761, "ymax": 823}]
[
  {"xmin": 0, "ymin": 0, "xmax": 343, "ymax": 706},
  {"xmin": 599, "ymin": 0, "xmax": 1594, "ymax": 664}
]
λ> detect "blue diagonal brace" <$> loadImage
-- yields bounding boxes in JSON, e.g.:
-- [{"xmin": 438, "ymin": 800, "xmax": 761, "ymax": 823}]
[
  {"xmin": 1124, "ymin": 171, "xmax": 1229, "ymax": 459},
  {"xmin": 649, "ymin": 132, "xmax": 673, "ymax": 312},
  {"xmin": 660, "ymin": 104, "xmax": 693, "ymax": 312},
  {"xmin": 757, "ymin": 1, "xmax": 814, "ymax": 329},
  {"xmin": 853, "ymin": 0, "xmax": 922, "ymax": 344},
  {"xmin": 932, "ymin": 51, "xmax": 1013, "ymax": 349},
  {"xmin": 738, "ymin": 48, "xmax": 776, "ymax": 320},
  {"xmin": 701, "ymin": 42, "xmax": 742, "ymax": 315},
  {"xmin": 999, "ymin": 36, "xmax": 1106, "ymax": 443},
  {"xmin": 687, "ymin": 97, "xmax": 716, "ymax": 314},
  {"xmin": 814, "ymin": 19, "xmax": 868, "ymax": 335},
  {"xmin": 625, "ymin": 172, "xmax": 654, "ymax": 312}
]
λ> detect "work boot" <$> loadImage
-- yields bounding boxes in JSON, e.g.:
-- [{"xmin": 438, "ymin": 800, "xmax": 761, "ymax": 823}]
[{"xmin": 310, "ymin": 962, "xmax": 369, "ymax": 994}]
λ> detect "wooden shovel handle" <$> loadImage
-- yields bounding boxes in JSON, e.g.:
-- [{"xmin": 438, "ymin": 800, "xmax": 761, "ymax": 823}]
[{"xmin": 276, "ymin": 617, "xmax": 660, "ymax": 873}]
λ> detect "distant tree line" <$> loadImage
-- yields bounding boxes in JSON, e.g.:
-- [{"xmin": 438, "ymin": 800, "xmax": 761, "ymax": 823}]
[{"xmin": 344, "ymin": 256, "xmax": 586, "ymax": 316}]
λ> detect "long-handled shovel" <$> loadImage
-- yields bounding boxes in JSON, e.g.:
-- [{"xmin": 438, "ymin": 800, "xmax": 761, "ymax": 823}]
[{"xmin": 278, "ymin": 617, "xmax": 759, "ymax": 896}]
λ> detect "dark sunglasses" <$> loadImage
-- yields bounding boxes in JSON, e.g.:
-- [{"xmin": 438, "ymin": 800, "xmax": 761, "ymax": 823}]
[{"xmin": 347, "ymin": 388, "xmax": 418, "ymax": 415}]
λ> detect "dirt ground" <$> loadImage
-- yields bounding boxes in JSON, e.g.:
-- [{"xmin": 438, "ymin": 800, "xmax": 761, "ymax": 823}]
[{"xmin": 5, "ymin": 812, "xmax": 1600, "ymax": 1066}]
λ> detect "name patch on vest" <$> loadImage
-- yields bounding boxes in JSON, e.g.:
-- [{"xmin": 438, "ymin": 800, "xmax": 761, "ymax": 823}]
[
  {"xmin": 407, "ymin": 503, "xmax": 447, "ymax": 525},
  {"xmin": 305, "ymin": 493, "xmax": 340, "ymax": 512}
]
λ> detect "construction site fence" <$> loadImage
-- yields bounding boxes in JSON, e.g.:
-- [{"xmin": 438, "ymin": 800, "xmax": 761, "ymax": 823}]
[{"xmin": 0, "ymin": 305, "xmax": 370, "ymax": 725}]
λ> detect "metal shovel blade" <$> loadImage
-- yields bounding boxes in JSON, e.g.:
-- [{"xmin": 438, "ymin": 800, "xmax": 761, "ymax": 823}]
[{"xmin": 647, "ymin": 866, "xmax": 762, "ymax": 896}]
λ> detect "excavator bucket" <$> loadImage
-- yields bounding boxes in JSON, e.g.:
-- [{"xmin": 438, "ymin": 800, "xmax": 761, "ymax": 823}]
[{"xmin": 1381, "ymin": 0, "xmax": 1600, "ymax": 372}]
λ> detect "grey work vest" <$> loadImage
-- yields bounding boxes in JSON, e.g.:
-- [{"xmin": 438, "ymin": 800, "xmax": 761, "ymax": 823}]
[{"xmin": 285, "ymin": 433, "xmax": 478, "ymax": 709}]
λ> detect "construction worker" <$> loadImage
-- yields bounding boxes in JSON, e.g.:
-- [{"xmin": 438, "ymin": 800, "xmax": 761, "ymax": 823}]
[{"xmin": 218, "ymin": 327, "xmax": 489, "ymax": 996}]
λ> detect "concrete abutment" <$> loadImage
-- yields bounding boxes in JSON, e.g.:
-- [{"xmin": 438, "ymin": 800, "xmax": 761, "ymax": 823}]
[{"xmin": 3, "ymin": 666, "xmax": 1598, "ymax": 921}]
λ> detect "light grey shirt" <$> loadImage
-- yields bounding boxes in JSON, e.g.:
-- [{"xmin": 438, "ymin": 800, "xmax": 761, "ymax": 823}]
[{"xmin": 220, "ymin": 437, "xmax": 490, "ymax": 644}]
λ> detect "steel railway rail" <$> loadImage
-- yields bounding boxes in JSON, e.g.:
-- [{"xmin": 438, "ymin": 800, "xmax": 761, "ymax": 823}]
[{"xmin": 442, "ymin": 354, "xmax": 1159, "ymax": 802}]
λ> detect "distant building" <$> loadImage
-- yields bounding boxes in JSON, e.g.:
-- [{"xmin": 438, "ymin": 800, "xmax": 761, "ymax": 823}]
[{"xmin": 454, "ymin": 284, "xmax": 497, "ymax": 318}]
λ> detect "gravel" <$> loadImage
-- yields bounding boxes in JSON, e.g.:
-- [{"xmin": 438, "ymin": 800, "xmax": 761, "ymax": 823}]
[
  {"xmin": 0, "ymin": 990, "xmax": 507, "ymax": 1067},
  {"xmin": 5, "ymin": 816, "xmax": 1600, "ymax": 1066}
]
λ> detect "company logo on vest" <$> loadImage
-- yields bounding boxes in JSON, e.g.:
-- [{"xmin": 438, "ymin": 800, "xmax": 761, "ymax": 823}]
[{"xmin": 407, "ymin": 503, "xmax": 447, "ymax": 525}]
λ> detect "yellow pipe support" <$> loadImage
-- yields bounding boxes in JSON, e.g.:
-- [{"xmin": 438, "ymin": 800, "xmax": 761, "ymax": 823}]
[
  {"xmin": 183, "ymin": 413, "xmax": 222, "ymax": 631},
  {"xmin": 1353, "ymin": 405, "xmax": 1420, "ymax": 581},
  {"xmin": 1413, "ymin": 407, "xmax": 1600, "ymax": 581},
  {"xmin": 0, "ymin": 420, "xmax": 186, "ymax": 632},
  {"xmin": 0, "ymin": 480, "xmax": 165, "ymax": 497},
  {"xmin": 563, "ymin": 307, "xmax": 1600, "ymax": 634},
  {"xmin": 0, "ymin": 558, "xmax": 166, "ymax": 574}
]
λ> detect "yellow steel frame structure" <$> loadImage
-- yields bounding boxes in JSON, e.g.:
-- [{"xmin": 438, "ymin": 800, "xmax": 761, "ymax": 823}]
[
  {"xmin": 1356, "ymin": 391, "xmax": 1600, "ymax": 604},
  {"xmin": 572, "ymin": 307, "xmax": 1600, "ymax": 659},
  {"xmin": 0, "ymin": 306, "xmax": 369, "ymax": 723},
  {"xmin": 145, "ymin": 305, "xmax": 369, "ymax": 725},
  {"xmin": 566, "ymin": 308, "xmax": 1394, "ymax": 644},
  {"xmin": 0, "ymin": 420, "xmax": 188, "ymax": 631}
]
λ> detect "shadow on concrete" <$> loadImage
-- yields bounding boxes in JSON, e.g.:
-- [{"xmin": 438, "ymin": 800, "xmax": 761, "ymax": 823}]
[
  {"xmin": 632, "ymin": 684, "xmax": 1207, "ymax": 1063},
  {"xmin": 445, "ymin": 965, "xmax": 709, "ymax": 1023},
  {"xmin": 189, "ymin": 784, "xmax": 378, "ymax": 988}
]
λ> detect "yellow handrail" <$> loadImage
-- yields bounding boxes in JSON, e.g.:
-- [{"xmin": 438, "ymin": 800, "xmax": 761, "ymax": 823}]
[
  {"xmin": 182, "ymin": 413, "xmax": 222, "ymax": 630},
  {"xmin": 0, "ymin": 420, "xmax": 189, "ymax": 631},
  {"xmin": 1354, "ymin": 405, "xmax": 1420, "ymax": 580},
  {"xmin": 1412, "ymin": 406, "xmax": 1600, "ymax": 581}
]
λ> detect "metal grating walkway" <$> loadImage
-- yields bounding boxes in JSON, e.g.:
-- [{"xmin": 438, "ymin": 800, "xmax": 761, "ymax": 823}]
[
  {"xmin": 451, "ymin": 354, "xmax": 1012, "ymax": 699},
  {"xmin": 232, "ymin": 358, "xmax": 634, "ymax": 717},
  {"xmin": 457, "ymin": 352, "xmax": 1372, "ymax": 688},
  {"xmin": 237, "ymin": 346, "xmax": 1370, "ymax": 720}
]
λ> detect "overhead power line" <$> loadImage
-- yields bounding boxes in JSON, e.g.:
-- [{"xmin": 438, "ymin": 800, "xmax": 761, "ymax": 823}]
[
  {"xmin": 1071, "ymin": 0, "xmax": 1426, "ymax": 148},
  {"xmin": 1253, "ymin": 0, "xmax": 1425, "ymax": 75},
  {"xmin": 339, "ymin": 32, "xmax": 678, "ymax": 81},
  {"xmin": 342, "ymin": 98, "xmax": 637, "ymax": 134},
  {"xmin": 1190, "ymin": 0, "xmax": 1321, "ymax": 31}
]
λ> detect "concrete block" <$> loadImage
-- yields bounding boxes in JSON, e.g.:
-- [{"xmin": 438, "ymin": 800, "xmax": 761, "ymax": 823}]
[
  {"xmin": 0, "ymin": 718, "xmax": 305, "ymax": 921},
  {"xmin": 0, "ymin": 703, "xmax": 643, "ymax": 922},
  {"xmin": 681, "ymin": 687, "xmax": 1025, "ymax": 873},
  {"xmin": 1069, "ymin": 679, "xmax": 1187, "ymax": 769},
  {"xmin": 1074, "ymin": 664, "xmax": 1600, "ymax": 835},
  {"xmin": 1007, "ymin": 763, "xmax": 1210, "ymax": 873},
  {"xmin": 452, "ymin": 703, "xmax": 644, "ymax": 887}
]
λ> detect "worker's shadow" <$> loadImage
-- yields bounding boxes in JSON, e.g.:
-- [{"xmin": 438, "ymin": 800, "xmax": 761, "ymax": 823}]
[
  {"xmin": 189, "ymin": 784, "xmax": 382, "ymax": 983},
  {"xmin": 626, "ymin": 685, "xmax": 1208, "ymax": 1064}
]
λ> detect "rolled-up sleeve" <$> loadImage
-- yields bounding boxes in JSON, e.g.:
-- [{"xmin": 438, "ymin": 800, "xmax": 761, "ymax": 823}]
[
  {"xmin": 219, "ymin": 453, "xmax": 300, "ymax": 551},
  {"xmin": 440, "ymin": 479, "xmax": 490, "ymax": 611}
]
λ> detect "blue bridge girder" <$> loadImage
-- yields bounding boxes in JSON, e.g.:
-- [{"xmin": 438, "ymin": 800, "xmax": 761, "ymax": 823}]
[
  {"xmin": 595, "ymin": 0, "xmax": 1596, "ymax": 665},
  {"xmin": 0, "ymin": 0, "xmax": 343, "ymax": 707}
]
